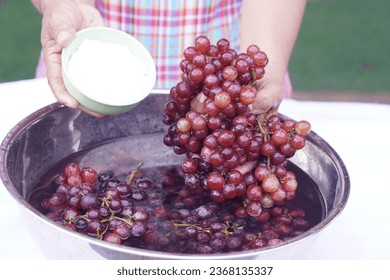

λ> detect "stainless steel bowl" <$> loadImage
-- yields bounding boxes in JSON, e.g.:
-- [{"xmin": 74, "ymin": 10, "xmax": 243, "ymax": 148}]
[{"xmin": 0, "ymin": 91, "xmax": 350, "ymax": 259}]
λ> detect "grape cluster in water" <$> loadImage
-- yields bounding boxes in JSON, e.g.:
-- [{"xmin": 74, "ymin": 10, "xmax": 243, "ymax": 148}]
[
  {"xmin": 162, "ymin": 36, "xmax": 311, "ymax": 216},
  {"xmin": 31, "ymin": 162, "xmax": 311, "ymax": 254}
]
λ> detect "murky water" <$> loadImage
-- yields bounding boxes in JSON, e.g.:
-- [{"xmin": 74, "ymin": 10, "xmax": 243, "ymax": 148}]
[{"xmin": 30, "ymin": 133, "xmax": 325, "ymax": 226}]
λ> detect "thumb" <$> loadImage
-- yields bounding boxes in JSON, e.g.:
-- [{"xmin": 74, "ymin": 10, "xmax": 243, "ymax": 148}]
[
  {"xmin": 41, "ymin": 2, "xmax": 84, "ymax": 48},
  {"xmin": 250, "ymin": 85, "xmax": 283, "ymax": 116},
  {"xmin": 50, "ymin": 10, "xmax": 82, "ymax": 48},
  {"xmin": 55, "ymin": 29, "xmax": 76, "ymax": 48}
]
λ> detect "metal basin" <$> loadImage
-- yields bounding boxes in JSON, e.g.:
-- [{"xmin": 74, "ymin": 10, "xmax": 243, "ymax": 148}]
[{"xmin": 0, "ymin": 91, "xmax": 350, "ymax": 259}]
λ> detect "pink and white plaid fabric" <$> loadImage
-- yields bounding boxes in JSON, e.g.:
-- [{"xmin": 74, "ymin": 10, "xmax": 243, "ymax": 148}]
[
  {"xmin": 36, "ymin": 0, "xmax": 292, "ymax": 97},
  {"xmin": 95, "ymin": 0, "xmax": 242, "ymax": 89}
]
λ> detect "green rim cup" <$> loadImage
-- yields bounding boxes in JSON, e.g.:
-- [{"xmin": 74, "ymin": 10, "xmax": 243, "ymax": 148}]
[{"xmin": 62, "ymin": 27, "xmax": 156, "ymax": 115}]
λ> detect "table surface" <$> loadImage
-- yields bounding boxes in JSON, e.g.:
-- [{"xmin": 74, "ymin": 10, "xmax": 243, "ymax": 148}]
[{"xmin": 1, "ymin": 78, "xmax": 389, "ymax": 260}]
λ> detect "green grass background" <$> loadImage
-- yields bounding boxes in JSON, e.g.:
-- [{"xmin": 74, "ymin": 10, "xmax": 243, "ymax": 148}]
[
  {"xmin": 289, "ymin": 0, "xmax": 390, "ymax": 92},
  {"xmin": 1, "ymin": 0, "xmax": 389, "ymax": 93},
  {"xmin": 0, "ymin": 0, "xmax": 41, "ymax": 82}
]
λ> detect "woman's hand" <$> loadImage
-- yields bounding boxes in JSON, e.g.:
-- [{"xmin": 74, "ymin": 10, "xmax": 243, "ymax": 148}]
[
  {"xmin": 189, "ymin": 76, "xmax": 283, "ymax": 176},
  {"xmin": 250, "ymin": 79, "xmax": 283, "ymax": 117},
  {"xmin": 190, "ymin": 79, "xmax": 283, "ymax": 118},
  {"xmin": 33, "ymin": 0, "xmax": 104, "ymax": 117}
]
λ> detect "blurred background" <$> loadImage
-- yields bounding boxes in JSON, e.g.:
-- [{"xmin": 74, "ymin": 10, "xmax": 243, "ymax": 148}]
[{"xmin": 1, "ymin": 0, "xmax": 389, "ymax": 103}]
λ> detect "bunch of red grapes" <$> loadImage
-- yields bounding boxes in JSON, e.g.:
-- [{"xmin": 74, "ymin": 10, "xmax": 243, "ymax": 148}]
[
  {"xmin": 163, "ymin": 36, "xmax": 311, "ymax": 217},
  {"xmin": 31, "ymin": 36, "xmax": 314, "ymax": 254}
]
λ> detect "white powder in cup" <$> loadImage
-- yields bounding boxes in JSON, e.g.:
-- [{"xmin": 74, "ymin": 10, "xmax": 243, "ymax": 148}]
[{"xmin": 67, "ymin": 39, "xmax": 149, "ymax": 105}]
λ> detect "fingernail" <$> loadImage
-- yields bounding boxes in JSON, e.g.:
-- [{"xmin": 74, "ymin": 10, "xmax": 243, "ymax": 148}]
[{"xmin": 57, "ymin": 31, "xmax": 71, "ymax": 47}]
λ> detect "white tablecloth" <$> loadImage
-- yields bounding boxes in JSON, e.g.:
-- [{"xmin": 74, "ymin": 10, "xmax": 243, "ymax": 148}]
[{"xmin": 1, "ymin": 78, "xmax": 389, "ymax": 260}]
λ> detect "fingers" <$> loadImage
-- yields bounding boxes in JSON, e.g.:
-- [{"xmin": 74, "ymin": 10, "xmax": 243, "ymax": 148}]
[
  {"xmin": 251, "ymin": 84, "xmax": 283, "ymax": 116},
  {"xmin": 48, "ymin": 71, "xmax": 79, "ymax": 109},
  {"xmin": 41, "ymin": 2, "xmax": 103, "ymax": 48},
  {"xmin": 41, "ymin": 34, "xmax": 78, "ymax": 109},
  {"xmin": 81, "ymin": 5, "xmax": 105, "ymax": 27},
  {"xmin": 190, "ymin": 85, "xmax": 282, "ymax": 117},
  {"xmin": 40, "ymin": 2, "xmax": 83, "ymax": 109},
  {"xmin": 190, "ymin": 92, "xmax": 207, "ymax": 113},
  {"xmin": 234, "ymin": 161, "xmax": 257, "ymax": 175},
  {"xmin": 78, "ymin": 106, "xmax": 106, "ymax": 118},
  {"xmin": 41, "ymin": 4, "xmax": 81, "ymax": 47},
  {"xmin": 39, "ymin": 1, "xmax": 104, "ymax": 117}
]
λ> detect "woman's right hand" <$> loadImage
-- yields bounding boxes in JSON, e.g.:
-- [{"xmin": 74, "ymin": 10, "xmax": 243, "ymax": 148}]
[{"xmin": 33, "ymin": 0, "xmax": 104, "ymax": 117}]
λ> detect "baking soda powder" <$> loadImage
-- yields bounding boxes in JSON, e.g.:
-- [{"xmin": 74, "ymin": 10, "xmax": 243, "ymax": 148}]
[{"xmin": 67, "ymin": 39, "xmax": 149, "ymax": 105}]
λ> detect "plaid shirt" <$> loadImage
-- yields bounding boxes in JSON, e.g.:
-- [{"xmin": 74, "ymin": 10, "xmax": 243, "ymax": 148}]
[
  {"xmin": 36, "ymin": 0, "xmax": 291, "ymax": 97},
  {"xmin": 95, "ymin": 0, "xmax": 242, "ymax": 89}
]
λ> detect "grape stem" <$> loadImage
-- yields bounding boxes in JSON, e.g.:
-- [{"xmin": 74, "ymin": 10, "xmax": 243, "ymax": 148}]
[
  {"xmin": 172, "ymin": 221, "xmax": 207, "ymax": 232},
  {"xmin": 97, "ymin": 225, "xmax": 109, "ymax": 240},
  {"xmin": 127, "ymin": 162, "xmax": 143, "ymax": 185},
  {"xmin": 172, "ymin": 220, "xmax": 241, "ymax": 236},
  {"xmin": 100, "ymin": 196, "xmax": 111, "ymax": 207},
  {"xmin": 250, "ymin": 68, "xmax": 258, "ymax": 86},
  {"xmin": 256, "ymin": 115, "xmax": 271, "ymax": 166},
  {"xmin": 101, "ymin": 213, "xmax": 134, "ymax": 226},
  {"xmin": 256, "ymin": 115, "xmax": 269, "ymax": 142},
  {"xmin": 27, "ymin": 174, "xmax": 58, "ymax": 200}
]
